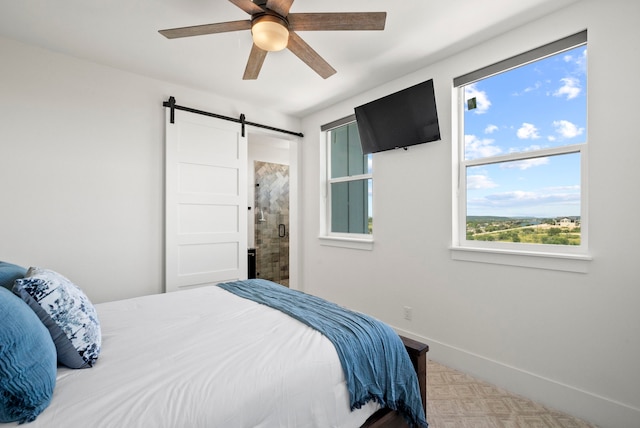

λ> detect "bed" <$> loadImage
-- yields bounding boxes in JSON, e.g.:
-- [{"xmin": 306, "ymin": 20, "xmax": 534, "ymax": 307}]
[{"xmin": 0, "ymin": 264, "xmax": 428, "ymax": 427}]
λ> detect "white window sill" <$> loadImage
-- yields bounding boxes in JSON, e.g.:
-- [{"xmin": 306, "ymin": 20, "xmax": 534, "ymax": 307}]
[
  {"xmin": 450, "ymin": 246, "xmax": 592, "ymax": 273},
  {"xmin": 319, "ymin": 236, "xmax": 374, "ymax": 251}
]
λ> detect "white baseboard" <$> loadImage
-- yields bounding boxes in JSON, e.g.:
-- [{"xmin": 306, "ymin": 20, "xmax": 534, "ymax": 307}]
[{"xmin": 394, "ymin": 327, "xmax": 640, "ymax": 428}]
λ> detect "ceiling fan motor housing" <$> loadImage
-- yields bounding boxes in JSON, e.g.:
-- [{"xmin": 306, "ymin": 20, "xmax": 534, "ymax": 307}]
[{"xmin": 251, "ymin": 13, "xmax": 290, "ymax": 51}]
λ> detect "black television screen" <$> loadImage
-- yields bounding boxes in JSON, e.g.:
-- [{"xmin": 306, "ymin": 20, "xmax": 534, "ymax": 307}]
[{"xmin": 354, "ymin": 79, "xmax": 441, "ymax": 154}]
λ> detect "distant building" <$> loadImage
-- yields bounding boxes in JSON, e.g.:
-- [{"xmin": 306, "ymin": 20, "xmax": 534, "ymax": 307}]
[{"xmin": 555, "ymin": 218, "xmax": 579, "ymax": 228}]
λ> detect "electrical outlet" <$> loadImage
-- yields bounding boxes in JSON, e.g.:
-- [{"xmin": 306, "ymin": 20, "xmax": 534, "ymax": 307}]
[{"xmin": 403, "ymin": 306, "xmax": 412, "ymax": 321}]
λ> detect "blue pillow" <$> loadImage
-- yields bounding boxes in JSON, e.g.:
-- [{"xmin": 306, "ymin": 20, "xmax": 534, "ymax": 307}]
[
  {"xmin": 0, "ymin": 261, "xmax": 27, "ymax": 291},
  {"xmin": 13, "ymin": 267, "xmax": 101, "ymax": 369},
  {"xmin": 0, "ymin": 287, "xmax": 57, "ymax": 424}
]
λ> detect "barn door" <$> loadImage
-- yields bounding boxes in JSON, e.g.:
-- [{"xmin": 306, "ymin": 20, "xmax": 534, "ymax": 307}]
[{"xmin": 165, "ymin": 108, "xmax": 247, "ymax": 292}]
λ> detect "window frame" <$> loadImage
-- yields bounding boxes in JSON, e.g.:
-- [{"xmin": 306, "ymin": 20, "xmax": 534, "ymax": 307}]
[
  {"xmin": 451, "ymin": 31, "xmax": 591, "ymax": 272},
  {"xmin": 320, "ymin": 115, "xmax": 374, "ymax": 250}
]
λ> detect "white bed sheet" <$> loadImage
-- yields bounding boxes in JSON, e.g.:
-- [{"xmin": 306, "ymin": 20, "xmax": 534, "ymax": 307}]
[{"xmin": 16, "ymin": 286, "xmax": 380, "ymax": 427}]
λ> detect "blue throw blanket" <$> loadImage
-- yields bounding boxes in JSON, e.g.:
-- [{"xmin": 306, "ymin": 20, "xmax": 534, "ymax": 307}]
[{"xmin": 217, "ymin": 279, "xmax": 428, "ymax": 428}]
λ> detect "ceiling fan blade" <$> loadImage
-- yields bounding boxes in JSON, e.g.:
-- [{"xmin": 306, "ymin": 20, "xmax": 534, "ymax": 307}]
[
  {"xmin": 288, "ymin": 12, "xmax": 386, "ymax": 31},
  {"xmin": 229, "ymin": 0, "xmax": 265, "ymax": 15},
  {"xmin": 243, "ymin": 44, "xmax": 268, "ymax": 80},
  {"xmin": 266, "ymin": 0, "xmax": 294, "ymax": 17},
  {"xmin": 287, "ymin": 31, "xmax": 336, "ymax": 79},
  {"xmin": 159, "ymin": 20, "xmax": 251, "ymax": 39}
]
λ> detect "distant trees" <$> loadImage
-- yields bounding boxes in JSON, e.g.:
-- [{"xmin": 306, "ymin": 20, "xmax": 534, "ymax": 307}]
[
  {"xmin": 466, "ymin": 217, "xmax": 580, "ymax": 245},
  {"xmin": 548, "ymin": 227, "xmax": 561, "ymax": 235}
]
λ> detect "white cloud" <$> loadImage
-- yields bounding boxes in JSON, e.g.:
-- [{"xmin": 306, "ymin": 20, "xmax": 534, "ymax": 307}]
[
  {"xmin": 578, "ymin": 49, "xmax": 588, "ymax": 74},
  {"xmin": 546, "ymin": 185, "xmax": 581, "ymax": 192},
  {"xmin": 484, "ymin": 189, "xmax": 580, "ymax": 206},
  {"xmin": 514, "ymin": 81, "xmax": 543, "ymax": 96},
  {"xmin": 554, "ymin": 77, "xmax": 581, "ymax": 100},
  {"xmin": 484, "ymin": 124, "xmax": 499, "ymax": 134},
  {"xmin": 553, "ymin": 120, "xmax": 584, "ymax": 139},
  {"xmin": 525, "ymin": 81, "xmax": 542, "ymax": 93},
  {"xmin": 564, "ymin": 49, "xmax": 587, "ymax": 74},
  {"xmin": 500, "ymin": 157, "xmax": 549, "ymax": 170},
  {"xmin": 487, "ymin": 190, "xmax": 538, "ymax": 203},
  {"xmin": 468, "ymin": 185, "xmax": 581, "ymax": 217},
  {"xmin": 464, "ymin": 135, "xmax": 501, "ymax": 159},
  {"xmin": 517, "ymin": 123, "xmax": 541, "ymax": 140},
  {"xmin": 464, "ymin": 84, "xmax": 491, "ymax": 114},
  {"xmin": 467, "ymin": 174, "xmax": 498, "ymax": 190}
]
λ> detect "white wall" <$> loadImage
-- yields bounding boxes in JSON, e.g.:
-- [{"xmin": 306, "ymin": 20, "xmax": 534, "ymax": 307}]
[
  {"xmin": 0, "ymin": 36, "xmax": 300, "ymax": 304},
  {"xmin": 299, "ymin": 1, "xmax": 640, "ymax": 427}
]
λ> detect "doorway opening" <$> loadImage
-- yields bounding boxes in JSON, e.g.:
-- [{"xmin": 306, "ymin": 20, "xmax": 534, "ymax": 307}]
[
  {"xmin": 254, "ymin": 161, "xmax": 289, "ymax": 286},
  {"xmin": 247, "ymin": 134, "xmax": 293, "ymax": 288}
]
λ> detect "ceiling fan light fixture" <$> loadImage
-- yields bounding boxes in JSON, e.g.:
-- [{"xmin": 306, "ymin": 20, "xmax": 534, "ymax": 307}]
[{"xmin": 251, "ymin": 15, "xmax": 289, "ymax": 52}]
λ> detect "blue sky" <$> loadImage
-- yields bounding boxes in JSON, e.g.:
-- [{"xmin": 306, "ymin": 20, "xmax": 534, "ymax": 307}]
[{"xmin": 463, "ymin": 45, "xmax": 587, "ymax": 218}]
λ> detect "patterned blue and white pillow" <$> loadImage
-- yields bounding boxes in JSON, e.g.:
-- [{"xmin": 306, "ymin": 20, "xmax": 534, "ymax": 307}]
[{"xmin": 13, "ymin": 267, "xmax": 101, "ymax": 369}]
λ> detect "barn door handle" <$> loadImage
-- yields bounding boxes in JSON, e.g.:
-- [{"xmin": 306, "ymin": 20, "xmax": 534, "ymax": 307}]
[{"xmin": 278, "ymin": 224, "xmax": 286, "ymax": 238}]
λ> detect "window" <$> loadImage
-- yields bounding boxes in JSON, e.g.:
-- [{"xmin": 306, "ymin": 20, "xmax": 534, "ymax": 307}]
[
  {"xmin": 320, "ymin": 116, "xmax": 373, "ymax": 249},
  {"xmin": 452, "ymin": 31, "xmax": 590, "ymax": 271}
]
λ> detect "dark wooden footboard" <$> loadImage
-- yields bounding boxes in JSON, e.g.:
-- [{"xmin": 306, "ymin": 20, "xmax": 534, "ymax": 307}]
[{"xmin": 361, "ymin": 335, "xmax": 429, "ymax": 428}]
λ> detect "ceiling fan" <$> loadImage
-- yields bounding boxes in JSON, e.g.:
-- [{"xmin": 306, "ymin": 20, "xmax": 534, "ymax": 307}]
[{"xmin": 158, "ymin": 0, "xmax": 386, "ymax": 80}]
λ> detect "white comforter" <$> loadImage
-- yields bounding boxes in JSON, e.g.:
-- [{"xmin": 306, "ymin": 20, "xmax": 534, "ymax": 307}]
[{"xmin": 16, "ymin": 286, "xmax": 380, "ymax": 427}]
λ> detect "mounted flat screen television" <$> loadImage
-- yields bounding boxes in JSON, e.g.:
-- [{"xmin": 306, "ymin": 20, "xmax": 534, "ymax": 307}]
[{"xmin": 354, "ymin": 79, "xmax": 441, "ymax": 154}]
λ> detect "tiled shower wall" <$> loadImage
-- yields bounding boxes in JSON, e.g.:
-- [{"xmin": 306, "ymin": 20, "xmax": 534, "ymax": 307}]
[{"xmin": 254, "ymin": 161, "xmax": 289, "ymax": 286}]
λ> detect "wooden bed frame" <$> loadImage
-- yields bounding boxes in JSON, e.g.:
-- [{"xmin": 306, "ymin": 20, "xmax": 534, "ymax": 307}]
[{"xmin": 362, "ymin": 336, "xmax": 429, "ymax": 428}]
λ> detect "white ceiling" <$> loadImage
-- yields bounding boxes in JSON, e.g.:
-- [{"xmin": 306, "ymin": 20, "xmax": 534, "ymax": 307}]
[{"xmin": 0, "ymin": 0, "xmax": 577, "ymax": 118}]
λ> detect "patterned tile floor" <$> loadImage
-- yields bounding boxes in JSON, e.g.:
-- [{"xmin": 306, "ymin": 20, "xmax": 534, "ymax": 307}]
[{"xmin": 426, "ymin": 360, "xmax": 598, "ymax": 428}]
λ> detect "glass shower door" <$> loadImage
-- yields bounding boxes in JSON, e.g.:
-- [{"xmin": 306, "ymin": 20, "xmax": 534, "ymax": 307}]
[{"xmin": 254, "ymin": 161, "xmax": 289, "ymax": 286}]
